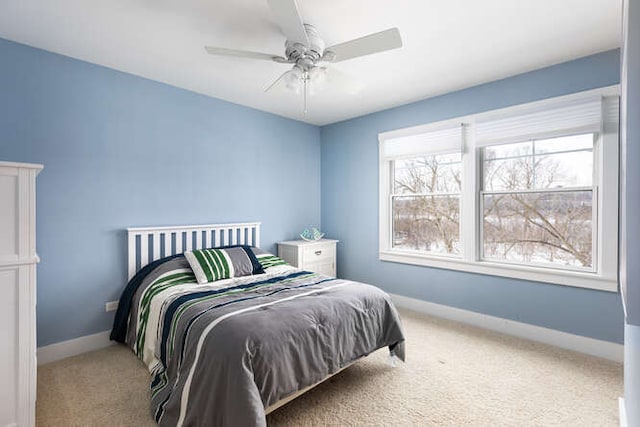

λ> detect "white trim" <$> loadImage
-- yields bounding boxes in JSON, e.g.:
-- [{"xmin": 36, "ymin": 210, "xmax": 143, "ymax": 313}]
[
  {"xmin": 379, "ymin": 142, "xmax": 391, "ymax": 260},
  {"xmin": 0, "ymin": 161, "xmax": 43, "ymax": 171},
  {"xmin": 0, "ymin": 257, "xmax": 40, "ymax": 267},
  {"xmin": 619, "ymin": 397, "xmax": 627, "ymax": 427},
  {"xmin": 461, "ymin": 123, "xmax": 477, "ymax": 262},
  {"xmin": 390, "ymin": 293, "xmax": 624, "ymax": 362},
  {"xmin": 598, "ymin": 99, "xmax": 620, "ymax": 286},
  {"xmin": 37, "ymin": 330, "xmax": 113, "ymax": 365},
  {"xmin": 380, "ymin": 251, "xmax": 617, "ymax": 292}
]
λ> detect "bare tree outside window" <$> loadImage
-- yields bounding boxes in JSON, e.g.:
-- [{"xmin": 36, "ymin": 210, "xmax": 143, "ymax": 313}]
[
  {"xmin": 482, "ymin": 133, "xmax": 594, "ymax": 268},
  {"xmin": 392, "ymin": 153, "xmax": 462, "ymax": 255},
  {"xmin": 390, "ymin": 134, "xmax": 594, "ymax": 269}
]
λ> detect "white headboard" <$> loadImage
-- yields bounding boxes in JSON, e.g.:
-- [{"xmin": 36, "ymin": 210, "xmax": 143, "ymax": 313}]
[{"xmin": 127, "ymin": 222, "xmax": 261, "ymax": 280}]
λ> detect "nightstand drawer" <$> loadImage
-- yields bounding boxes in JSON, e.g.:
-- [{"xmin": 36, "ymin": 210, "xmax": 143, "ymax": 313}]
[{"xmin": 302, "ymin": 244, "xmax": 334, "ymax": 263}]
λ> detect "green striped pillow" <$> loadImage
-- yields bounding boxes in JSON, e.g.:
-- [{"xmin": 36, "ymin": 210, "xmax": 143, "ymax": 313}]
[
  {"xmin": 249, "ymin": 247, "xmax": 289, "ymax": 271},
  {"xmin": 184, "ymin": 249, "xmax": 231, "ymax": 283},
  {"xmin": 184, "ymin": 246, "xmax": 261, "ymax": 284},
  {"xmin": 257, "ymin": 254, "xmax": 288, "ymax": 269}
]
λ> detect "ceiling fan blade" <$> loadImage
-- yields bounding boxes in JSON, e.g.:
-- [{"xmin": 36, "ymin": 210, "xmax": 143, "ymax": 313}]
[
  {"xmin": 205, "ymin": 46, "xmax": 285, "ymax": 62},
  {"xmin": 267, "ymin": 0, "xmax": 310, "ymax": 47},
  {"xmin": 323, "ymin": 28, "xmax": 402, "ymax": 63}
]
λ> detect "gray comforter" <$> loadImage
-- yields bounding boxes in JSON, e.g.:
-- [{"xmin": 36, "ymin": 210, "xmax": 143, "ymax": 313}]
[{"xmin": 118, "ymin": 256, "xmax": 405, "ymax": 426}]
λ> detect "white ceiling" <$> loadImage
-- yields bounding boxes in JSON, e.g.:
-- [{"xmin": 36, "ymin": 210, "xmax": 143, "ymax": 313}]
[{"xmin": 0, "ymin": 0, "xmax": 621, "ymax": 125}]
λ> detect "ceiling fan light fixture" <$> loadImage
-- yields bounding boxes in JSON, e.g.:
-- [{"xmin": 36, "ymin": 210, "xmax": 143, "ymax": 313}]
[
  {"xmin": 283, "ymin": 65, "xmax": 304, "ymax": 93},
  {"xmin": 307, "ymin": 67, "xmax": 327, "ymax": 95},
  {"xmin": 308, "ymin": 66, "xmax": 327, "ymax": 84}
]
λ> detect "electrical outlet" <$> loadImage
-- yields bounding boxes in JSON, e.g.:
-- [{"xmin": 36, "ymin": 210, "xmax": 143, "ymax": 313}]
[{"xmin": 105, "ymin": 301, "xmax": 119, "ymax": 312}]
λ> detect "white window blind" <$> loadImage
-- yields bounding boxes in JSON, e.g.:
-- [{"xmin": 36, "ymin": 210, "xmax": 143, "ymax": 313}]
[
  {"xmin": 381, "ymin": 124, "xmax": 463, "ymax": 159},
  {"xmin": 475, "ymin": 97, "xmax": 604, "ymax": 147}
]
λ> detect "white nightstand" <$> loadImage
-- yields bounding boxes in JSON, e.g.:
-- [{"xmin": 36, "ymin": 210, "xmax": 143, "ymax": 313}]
[{"xmin": 277, "ymin": 239, "xmax": 339, "ymax": 277}]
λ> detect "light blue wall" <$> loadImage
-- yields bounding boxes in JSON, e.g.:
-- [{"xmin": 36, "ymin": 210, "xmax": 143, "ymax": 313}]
[
  {"xmin": 621, "ymin": 0, "xmax": 640, "ymax": 425},
  {"xmin": 0, "ymin": 38, "xmax": 321, "ymax": 347},
  {"xmin": 0, "ymin": 35, "xmax": 627, "ymax": 348},
  {"xmin": 320, "ymin": 49, "xmax": 624, "ymax": 344}
]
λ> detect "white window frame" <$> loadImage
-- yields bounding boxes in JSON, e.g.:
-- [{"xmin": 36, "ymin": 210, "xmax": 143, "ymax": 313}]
[{"xmin": 379, "ymin": 86, "xmax": 619, "ymax": 292}]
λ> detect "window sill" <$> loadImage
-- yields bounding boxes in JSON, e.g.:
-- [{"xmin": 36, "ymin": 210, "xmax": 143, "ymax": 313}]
[{"xmin": 379, "ymin": 250, "xmax": 617, "ymax": 292}]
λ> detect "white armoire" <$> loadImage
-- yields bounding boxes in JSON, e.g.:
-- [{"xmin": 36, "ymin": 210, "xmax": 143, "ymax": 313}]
[{"xmin": 0, "ymin": 161, "xmax": 42, "ymax": 427}]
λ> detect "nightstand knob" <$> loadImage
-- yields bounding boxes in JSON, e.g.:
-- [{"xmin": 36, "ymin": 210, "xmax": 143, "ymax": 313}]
[{"xmin": 315, "ymin": 250, "xmax": 322, "ymax": 256}]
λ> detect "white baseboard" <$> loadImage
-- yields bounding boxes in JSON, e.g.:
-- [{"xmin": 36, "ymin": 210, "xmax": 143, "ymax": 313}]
[
  {"xmin": 390, "ymin": 293, "xmax": 624, "ymax": 363},
  {"xmin": 619, "ymin": 397, "xmax": 627, "ymax": 427},
  {"xmin": 37, "ymin": 330, "xmax": 114, "ymax": 365},
  {"xmin": 36, "ymin": 296, "xmax": 623, "ymax": 365}
]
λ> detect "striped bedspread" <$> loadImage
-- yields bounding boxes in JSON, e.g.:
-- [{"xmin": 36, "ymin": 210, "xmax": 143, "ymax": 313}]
[{"xmin": 111, "ymin": 255, "xmax": 405, "ymax": 426}]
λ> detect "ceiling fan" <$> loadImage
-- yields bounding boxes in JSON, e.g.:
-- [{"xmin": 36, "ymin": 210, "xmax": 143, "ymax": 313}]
[{"xmin": 204, "ymin": 0, "xmax": 402, "ymax": 113}]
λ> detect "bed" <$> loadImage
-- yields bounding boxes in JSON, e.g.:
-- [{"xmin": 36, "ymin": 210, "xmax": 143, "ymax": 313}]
[{"xmin": 110, "ymin": 222, "xmax": 405, "ymax": 426}]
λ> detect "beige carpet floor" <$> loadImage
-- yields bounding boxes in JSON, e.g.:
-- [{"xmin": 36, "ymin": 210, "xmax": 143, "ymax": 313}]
[{"xmin": 37, "ymin": 309, "xmax": 623, "ymax": 426}]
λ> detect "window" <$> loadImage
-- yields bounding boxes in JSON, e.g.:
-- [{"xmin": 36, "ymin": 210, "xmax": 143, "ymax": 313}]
[
  {"xmin": 392, "ymin": 153, "xmax": 462, "ymax": 255},
  {"xmin": 481, "ymin": 134, "xmax": 595, "ymax": 269},
  {"xmin": 379, "ymin": 87, "xmax": 619, "ymax": 291}
]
